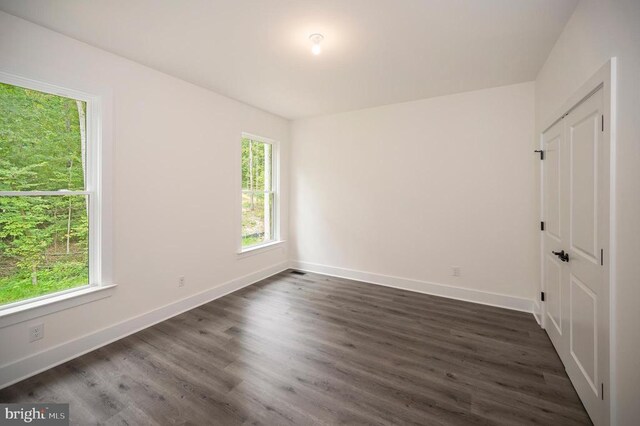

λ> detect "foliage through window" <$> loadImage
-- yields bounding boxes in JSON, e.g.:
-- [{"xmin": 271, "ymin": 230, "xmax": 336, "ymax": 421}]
[
  {"xmin": 0, "ymin": 81, "xmax": 92, "ymax": 306},
  {"xmin": 241, "ymin": 136, "xmax": 277, "ymax": 249}
]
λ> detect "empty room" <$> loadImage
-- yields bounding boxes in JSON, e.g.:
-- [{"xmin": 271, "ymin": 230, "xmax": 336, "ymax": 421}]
[{"xmin": 0, "ymin": 1, "xmax": 638, "ymax": 425}]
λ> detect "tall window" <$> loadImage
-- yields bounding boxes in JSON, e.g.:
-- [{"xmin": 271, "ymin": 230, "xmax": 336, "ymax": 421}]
[
  {"xmin": 241, "ymin": 135, "xmax": 278, "ymax": 250},
  {"xmin": 0, "ymin": 79, "xmax": 98, "ymax": 307}
]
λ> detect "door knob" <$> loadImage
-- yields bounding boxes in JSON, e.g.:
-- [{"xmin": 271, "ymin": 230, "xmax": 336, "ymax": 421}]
[{"xmin": 552, "ymin": 250, "xmax": 570, "ymax": 262}]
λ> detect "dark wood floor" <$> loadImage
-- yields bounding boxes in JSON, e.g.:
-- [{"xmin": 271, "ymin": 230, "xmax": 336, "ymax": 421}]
[{"xmin": 0, "ymin": 270, "xmax": 591, "ymax": 425}]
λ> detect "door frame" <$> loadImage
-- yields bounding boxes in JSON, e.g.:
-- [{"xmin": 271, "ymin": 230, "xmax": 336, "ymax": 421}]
[{"xmin": 538, "ymin": 58, "xmax": 617, "ymax": 425}]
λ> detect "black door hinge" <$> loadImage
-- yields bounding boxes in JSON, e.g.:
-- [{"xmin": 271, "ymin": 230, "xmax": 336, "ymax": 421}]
[
  {"xmin": 534, "ymin": 150, "xmax": 544, "ymax": 160},
  {"xmin": 601, "ymin": 383, "xmax": 604, "ymax": 400},
  {"xmin": 540, "ymin": 221, "xmax": 545, "ymax": 231},
  {"xmin": 541, "ymin": 292, "xmax": 545, "ymax": 302},
  {"xmin": 601, "ymin": 249, "xmax": 604, "ymax": 266},
  {"xmin": 602, "ymin": 115, "xmax": 605, "ymax": 132}
]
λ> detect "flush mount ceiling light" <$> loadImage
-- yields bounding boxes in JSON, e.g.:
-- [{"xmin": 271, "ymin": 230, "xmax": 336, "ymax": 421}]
[{"xmin": 309, "ymin": 33, "xmax": 324, "ymax": 55}]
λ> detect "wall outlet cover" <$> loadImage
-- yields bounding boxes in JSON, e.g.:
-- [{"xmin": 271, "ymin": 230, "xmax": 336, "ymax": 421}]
[{"xmin": 29, "ymin": 323, "xmax": 44, "ymax": 342}]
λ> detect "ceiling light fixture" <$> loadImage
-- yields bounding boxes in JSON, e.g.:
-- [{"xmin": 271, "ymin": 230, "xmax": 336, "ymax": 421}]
[{"xmin": 309, "ymin": 33, "xmax": 324, "ymax": 55}]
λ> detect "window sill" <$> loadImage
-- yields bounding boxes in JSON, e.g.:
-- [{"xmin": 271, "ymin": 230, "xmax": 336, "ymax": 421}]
[
  {"xmin": 0, "ymin": 284, "xmax": 117, "ymax": 329},
  {"xmin": 237, "ymin": 240, "xmax": 286, "ymax": 259}
]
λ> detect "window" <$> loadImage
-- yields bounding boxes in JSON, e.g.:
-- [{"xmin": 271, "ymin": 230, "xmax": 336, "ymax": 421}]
[
  {"xmin": 241, "ymin": 134, "xmax": 278, "ymax": 251},
  {"xmin": 0, "ymin": 78, "xmax": 101, "ymax": 309}
]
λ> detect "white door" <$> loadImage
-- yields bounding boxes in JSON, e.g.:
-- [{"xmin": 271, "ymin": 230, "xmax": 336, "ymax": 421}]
[
  {"xmin": 542, "ymin": 88, "xmax": 609, "ymax": 425},
  {"xmin": 542, "ymin": 120, "xmax": 565, "ymax": 354}
]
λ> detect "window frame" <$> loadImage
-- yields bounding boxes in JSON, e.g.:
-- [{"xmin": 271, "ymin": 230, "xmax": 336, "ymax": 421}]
[
  {"xmin": 0, "ymin": 72, "xmax": 107, "ymax": 316},
  {"xmin": 238, "ymin": 132, "xmax": 281, "ymax": 254}
]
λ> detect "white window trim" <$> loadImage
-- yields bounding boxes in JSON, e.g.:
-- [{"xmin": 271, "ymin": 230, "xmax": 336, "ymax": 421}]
[
  {"xmin": 236, "ymin": 240, "xmax": 286, "ymax": 258},
  {"xmin": 0, "ymin": 285, "xmax": 116, "ymax": 329},
  {"xmin": 237, "ymin": 132, "xmax": 282, "ymax": 255},
  {"xmin": 0, "ymin": 71, "xmax": 114, "ymax": 326}
]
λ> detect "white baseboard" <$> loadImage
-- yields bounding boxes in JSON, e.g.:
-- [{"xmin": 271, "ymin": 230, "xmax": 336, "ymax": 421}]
[
  {"xmin": 532, "ymin": 300, "xmax": 542, "ymax": 325},
  {"xmin": 291, "ymin": 260, "xmax": 533, "ymax": 313},
  {"xmin": 0, "ymin": 261, "xmax": 289, "ymax": 390}
]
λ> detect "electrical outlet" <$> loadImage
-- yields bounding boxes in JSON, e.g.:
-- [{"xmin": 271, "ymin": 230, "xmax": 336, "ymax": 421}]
[
  {"xmin": 29, "ymin": 323, "xmax": 44, "ymax": 342},
  {"xmin": 452, "ymin": 266, "xmax": 461, "ymax": 277},
  {"xmin": 178, "ymin": 276, "xmax": 186, "ymax": 287}
]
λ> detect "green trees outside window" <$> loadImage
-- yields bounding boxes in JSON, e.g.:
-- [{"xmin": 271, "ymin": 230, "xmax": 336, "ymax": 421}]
[
  {"xmin": 241, "ymin": 137, "xmax": 275, "ymax": 248},
  {"xmin": 0, "ymin": 82, "xmax": 89, "ymax": 306}
]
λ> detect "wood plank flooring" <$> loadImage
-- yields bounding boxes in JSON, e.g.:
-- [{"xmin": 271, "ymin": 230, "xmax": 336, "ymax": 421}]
[{"xmin": 0, "ymin": 270, "xmax": 592, "ymax": 425}]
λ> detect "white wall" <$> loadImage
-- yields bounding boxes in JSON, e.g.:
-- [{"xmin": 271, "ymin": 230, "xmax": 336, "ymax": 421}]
[
  {"xmin": 0, "ymin": 12, "xmax": 289, "ymax": 372},
  {"xmin": 534, "ymin": 1, "xmax": 640, "ymax": 424},
  {"xmin": 290, "ymin": 82, "xmax": 536, "ymax": 305}
]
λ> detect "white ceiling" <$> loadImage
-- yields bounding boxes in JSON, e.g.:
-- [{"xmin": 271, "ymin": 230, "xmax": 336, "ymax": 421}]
[{"xmin": 0, "ymin": 0, "xmax": 578, "ymax": 119}]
